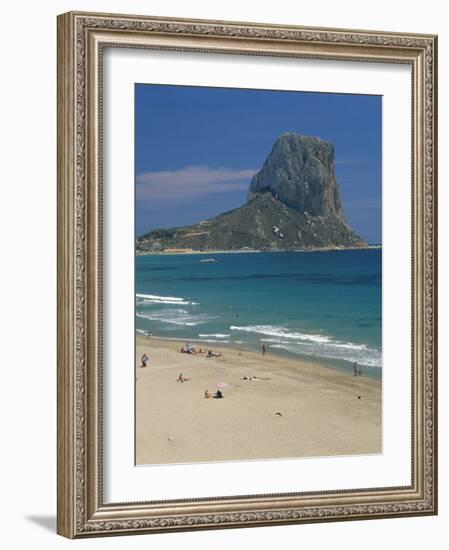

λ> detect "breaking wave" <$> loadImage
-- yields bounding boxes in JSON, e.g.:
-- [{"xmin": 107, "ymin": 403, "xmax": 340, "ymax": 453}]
[
  {"xmin": 230, "ymin": 325, "xmax": 330, "ymax": 343},
  {"xmin": 230, "ymin": 324, "xmax": 381, "ymax": 367},
  {"xmin": 136, "ymin": 293, "xmax": 198, "ymax": 305},
  {"xmin": 136, "ymin": 308, "xmax": 217, "ymax": 327},
  {"xmin": 198, "ymin": 333, "xmax": 231, "ymax": 339}
]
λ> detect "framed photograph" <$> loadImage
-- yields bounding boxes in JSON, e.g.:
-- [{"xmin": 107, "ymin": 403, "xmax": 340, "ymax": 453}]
[{"xmin": 57, "ymin": 11, "xmax": 438, "ymax": 538}]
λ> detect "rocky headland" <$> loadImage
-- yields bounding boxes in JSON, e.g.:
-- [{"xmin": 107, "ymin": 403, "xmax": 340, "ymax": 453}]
[{"xmin": 137, "ymin": 132, "xmax": 367, "ymax": 253}]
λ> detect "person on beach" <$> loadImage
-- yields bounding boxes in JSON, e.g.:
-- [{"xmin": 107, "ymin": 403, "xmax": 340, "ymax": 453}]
[
  {"xmin": 180, "ymin": 343, "xmax": 197, "ymax": 354},
  {"xmin": 262, "ymin": 344, "xmax": 266, "ymax": 356},
  {"xmin": 141, "ymin": 353, "xmax": 148, "ymax": 368},
  {"xmin": 353, "ymin": 361, "xmax": 362, "ymax": 376},
  {"xmin": 204, "ymin": 389, "xmax": 211, "ymax": 398},
  {"xmin": 177, "ymin": 373, "xmax": 190, "ymax": 383},
  {"xmin": 213, "ymin": 389, "xmax": 223, "ymax": 399}
]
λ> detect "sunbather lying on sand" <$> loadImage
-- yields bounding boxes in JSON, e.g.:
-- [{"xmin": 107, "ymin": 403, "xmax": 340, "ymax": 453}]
[
  {"xmin": 176, "ymin": 373, "xmax": 191, "ymax": 383},
  {"xmin": 180, "ymin": 342, "xmax": 197, "ymax": 354},
  {"xmin": 180, "ymin": 347, "xmax": 196, "ymax": 354},
  {"xmin": 240, "ymin": 376, "xmax": 270, "ymax": 381}
]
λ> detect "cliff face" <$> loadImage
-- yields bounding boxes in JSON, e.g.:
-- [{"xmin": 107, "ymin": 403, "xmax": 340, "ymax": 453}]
[
  {"xmin": 248, "ymin": 133, "xmax": 344, "ymax": 218},
  {"xmin": 137, "ymin": 132, "xmax": 367, "ymax": 253}
]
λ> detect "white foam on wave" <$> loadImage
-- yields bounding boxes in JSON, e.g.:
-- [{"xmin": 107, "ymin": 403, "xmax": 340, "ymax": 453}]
[
  {"xmin": 260, "ymin": 338, "xmax": 368, "ymax": 352},
  {"xmin": 199, "ymin": 333, "xmax": 230, "ymax": 339},
  {"xmin": 269, "ymin": 341, "xmax": 381, "ymax": 368},
  {"xmin": 136, "ymin": 293, "xmax": 198, "ymax": 306},
  {"xmin": 136, "ymin": 293, "xmax": 184, "ymax": 302},
  {"xmin": 143, "ymin": 299, "xmax": 192, "ymax": 305},
  {"xmin": 230, "ymin": 325, "xmax": 331, "ymax": 343},
  {"xmin": 230, "ymin": 325, "xmax": 381, "ymax": 367},
  {"xmin": 196, "ymin": 339, "xmax": 230, "ymax": 344},
  {"xmin": 137, "ymin": 308, "xmax": 217, "ymax": 327}
]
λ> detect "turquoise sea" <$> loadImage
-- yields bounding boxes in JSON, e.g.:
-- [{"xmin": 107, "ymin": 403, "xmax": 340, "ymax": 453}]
[{"xmin": 136, "ymin": 249, "xmax": 382, "ymax": 380}]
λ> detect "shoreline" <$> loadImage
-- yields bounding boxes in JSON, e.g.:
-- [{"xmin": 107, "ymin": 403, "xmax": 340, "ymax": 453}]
[
  {"xmin": 136, "ymin": 332, "xmax": 382, "ymax": 381},
  {"xmin": 136, "ymin": 245, "xmax": 382, "ymax": 256},
  {"xmin": 136, "ymin": 335, "xmax": 382, "ymax": 465}
]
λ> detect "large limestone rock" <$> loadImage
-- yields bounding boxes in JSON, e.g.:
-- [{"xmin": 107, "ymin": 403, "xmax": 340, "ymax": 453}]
[{"xmin": 248, "ymin": 132, "xmax": 344, "ymax": 218}]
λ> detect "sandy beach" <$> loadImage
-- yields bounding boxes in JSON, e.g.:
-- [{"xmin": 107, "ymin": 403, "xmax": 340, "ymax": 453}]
[{"xmin": 136, "ymin": 335, "xmax": 382, "ymax": 465}]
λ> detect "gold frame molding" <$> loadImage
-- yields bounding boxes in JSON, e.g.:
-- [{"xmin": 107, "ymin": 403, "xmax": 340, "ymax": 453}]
[{"xmin": 57, "ymin": 11, "xmax": 438, "ymax": 538}]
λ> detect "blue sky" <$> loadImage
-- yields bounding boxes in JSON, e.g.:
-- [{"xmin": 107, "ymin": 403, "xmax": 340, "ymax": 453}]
[{"xmin": 135, "ymin": 84, "xmax": 382, "ymax": 243}]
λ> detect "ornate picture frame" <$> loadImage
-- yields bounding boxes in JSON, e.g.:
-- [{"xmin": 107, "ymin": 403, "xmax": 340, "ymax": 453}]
[{"xmin": 57, "ymin": 11, "xmax": 437, "ymax": 538}]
